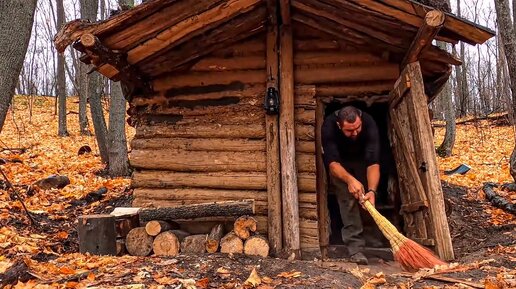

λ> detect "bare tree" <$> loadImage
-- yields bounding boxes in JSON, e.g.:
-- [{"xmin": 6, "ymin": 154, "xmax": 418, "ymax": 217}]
[
  {"xmin": 80, "ymin": 0, "xmax": 109, "ymax": 162},
  {"xmin": 0, "ymin": 0, "xmax": 38, "ymax": 132},
  {"xmin": 437, "ymin": 43, "xmax": 456, "ymax": 157},
  {"xmin": 57, "ymin": 0, "xmax": 68, "ymax": 136},
  {"xmin": 79, "ymin": 0, "xmax": 93, "ymax": 135},
  {"xmin": 494, "ymin": 0, "xmax": 516, "ymax": 181}
]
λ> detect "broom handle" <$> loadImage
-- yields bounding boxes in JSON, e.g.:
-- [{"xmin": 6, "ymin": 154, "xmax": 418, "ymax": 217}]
[{"xmin": 359, "ymin": 195, "xmax": 407, "ymax": 248}]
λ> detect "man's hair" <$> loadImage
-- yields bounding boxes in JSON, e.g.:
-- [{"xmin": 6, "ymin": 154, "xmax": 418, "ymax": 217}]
[{"xmin": 336, "ymin": 106, "xmax": 362, "ymax": 124}]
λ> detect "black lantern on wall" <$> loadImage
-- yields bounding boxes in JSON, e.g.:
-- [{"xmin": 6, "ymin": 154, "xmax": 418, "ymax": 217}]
[{"xmin": 264, "ymin": 87, "xmax": 280, "ymax": 115}]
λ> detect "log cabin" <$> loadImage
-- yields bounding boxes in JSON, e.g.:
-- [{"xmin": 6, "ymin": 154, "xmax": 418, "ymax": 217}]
[{"xmin": 55, "ymin": 0, "xmax": 494, "ymax": 260}]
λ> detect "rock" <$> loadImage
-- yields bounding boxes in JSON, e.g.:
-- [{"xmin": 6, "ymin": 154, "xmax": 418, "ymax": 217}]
[{"xmin": 32, "ymin": 175, "xmax": 70, "ymax": 190}]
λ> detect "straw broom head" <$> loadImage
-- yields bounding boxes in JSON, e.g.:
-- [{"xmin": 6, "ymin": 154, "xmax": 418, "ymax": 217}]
[{"xmin": 361, "ymin": 199, "xmax": 447, "ymax": 271}]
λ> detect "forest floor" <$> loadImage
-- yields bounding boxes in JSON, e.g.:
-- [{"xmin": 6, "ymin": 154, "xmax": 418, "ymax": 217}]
[{"xmin": 0, "ymin": 96, "xmax": 515, "ymax": 289}]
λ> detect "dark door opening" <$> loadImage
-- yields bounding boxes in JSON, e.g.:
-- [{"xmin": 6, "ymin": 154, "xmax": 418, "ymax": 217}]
[{"xmin": 320, "ymin": 100, "xmax": 402, "ymax": 259}]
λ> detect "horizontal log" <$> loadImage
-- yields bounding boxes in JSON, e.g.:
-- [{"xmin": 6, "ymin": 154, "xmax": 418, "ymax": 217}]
[
  {"xmin": 316, "ymin": 81, "xmax": 395, "ymax": 96},
  {"xmin": 134, "ymin": 197, "xmax": 317, "ymax": 220},
  {"xmin": 295, "ymin": 65, "xmax": 399, "ymax": 84},
  {"xmin": 295, "ymin": 108, "xmax": 315, "ymax": 124},
  {"xmin": 132, "ymin": 171, "xmax": 267, "ymax": 190},
  {"xmin": 153, "ymin": 70, "xmax": 267, "ymax": 91},
  {"xmin": 296, "ymin": 124, "xmax": 315, "ymax": 141},
  {"xmin": 296, "ymin": 141, "xmax": 315, "ymax": 153},
  {"xmin": 191, "ymin": 56, "xmax": 266, "ymax": 71},
  {"xmin": 172, "ymin": 215, "xmax": 268, "ymax": 234},
  {"xmin": 141, "ymin": 102, "xmax": 263, "ymax": 118},
  {"xmin": 298, "ymin": 173, "xmax": 316, "ymax": 192},
  {"xmin": 139, "ymin": 200, "xmax": 255, "ymax": 222},
  {"xmin": 294, "ymin": 51, "xmax": 384, "ymax": 66},
  {"xmin": 131, "ymin": 138, "xmax": 265, "ymax": 152},
  {"xmin": 211, "ymin": 38, "xmax": 266, "ymax": 57},
  {"xmin": 130, "ymin": 149, "xmax": 266, "ymax": 172},
  {"xmin": 294, "ymin": 39, "xmax": 345, "ymax": 51},
  {"xmin": 135, "ymin": 123, "xmax": 265, "ymax": 139},
  {"xmin": 297, "ymin": 153, "xmax": 316, "ymax": 173},
  {"xmin": 134, "ymin": 188, "xmax": 267, "ymax": 202}
]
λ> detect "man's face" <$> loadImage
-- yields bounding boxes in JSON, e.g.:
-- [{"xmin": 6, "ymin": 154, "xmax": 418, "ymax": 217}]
[{"xmin": 338, "ymin": 117, "xmax": 362, "ymax": 140}]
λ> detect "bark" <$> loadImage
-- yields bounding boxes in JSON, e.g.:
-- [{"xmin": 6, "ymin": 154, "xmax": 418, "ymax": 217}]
[
  {"xmin": 436, "ymin": 42, "xmax": 456, "ymax": 157},
  {"xmin": 108, "ymin": 82, "xmax": 130, "ymax": 176},
  {"xmin": 494, "ymin": 0, "xmax": 516, "ymax": 182},
  {"xmin": 57, "ymin": 0, "xmax": 68, "ymax": 136},
  {"xmin": 89, "ymin": 72, "xmax": 110, "ymax": 163},
  {"xmin": 0, "ymin": 0, "xmax": 37, "ymax": 132}
]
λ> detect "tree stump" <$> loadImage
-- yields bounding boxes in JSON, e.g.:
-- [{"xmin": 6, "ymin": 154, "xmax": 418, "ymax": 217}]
[
  {"xmin": 233, "ymin": 215, "xmax": 257, "ymax": 240},
  {"xmin": 181, "ymin": 234, "xmax": 207, "ymax": 254},
  {"xmin": 206, "ymin": 224, "xmax": 224, "ymax": 253},
  {"xmin": 125, "ymin": 227, "xmax": 154, "ymax": 256},
  {"xmin": 153, "ymin": 231, "xmax": 180, "ymax": 256},
  {"xmin": 145, "ymin": 220, "xmax": 173, "ymax": 236},
  {"xmin": 78, "ymin": 214, "xmax": 117, "ymax": 255},
  {"xmin": 220, "ymin": 231, "xmax": 243, "ymax": 254},
  {"xmin": 244, "ymin": 235, "xmax": 270, "ymax": 257}
]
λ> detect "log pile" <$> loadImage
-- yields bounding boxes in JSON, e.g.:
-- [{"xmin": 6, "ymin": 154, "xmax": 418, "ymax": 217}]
[{"xmin": 121, "ymin": 215, "xmax": 269, "ymax": 258}]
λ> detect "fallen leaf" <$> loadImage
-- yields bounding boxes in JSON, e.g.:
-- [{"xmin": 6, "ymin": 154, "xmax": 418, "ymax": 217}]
[
  {"xmin": 276, "ymin": 271, "xmax": 302, "ymax": 278},
  {"xmin": 59, "ymin": 266, "xmax": 76, "ymax": 275},
  {"xmin": 57, "ymin": 231, "xmax": 69, "ymax": 239},
  {"xmin": 196, "ymin": 277, "xmax": 209, "ymax": 289},
  {"xmin": 245, "ymin": 267, "xmax": 262, "ymax": 287}
]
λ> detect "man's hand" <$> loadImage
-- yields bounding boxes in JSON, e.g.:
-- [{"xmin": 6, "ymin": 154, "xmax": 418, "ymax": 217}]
[
  {"xmin": 347, "ymin": 178, "xmax": 364, "ymax": 199},
  {"xmin": 361, "ymin": 191, "xmax": 375, "ymax": 208}
]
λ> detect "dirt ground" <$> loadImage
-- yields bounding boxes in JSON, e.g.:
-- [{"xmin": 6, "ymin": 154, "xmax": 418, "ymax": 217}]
[{"xmin": 2, "ymin": 181, "xmax": 514, "ymax": 288}]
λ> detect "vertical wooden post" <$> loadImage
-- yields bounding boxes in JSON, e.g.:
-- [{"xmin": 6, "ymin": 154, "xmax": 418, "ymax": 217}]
[
  {"xmin": 266, "ymin": 0, "xmax": 282, "ymax": 256},
  {"xmin": 315, "ymin": 98, "xmax": 329, "ymax": 259},
  {"xmin": 279, "ymin": 0, "xmax": 301, "ymax": 258},
  {"xmin": 404, "ymin": 62, "xmax": 454, "ymax": 261}
]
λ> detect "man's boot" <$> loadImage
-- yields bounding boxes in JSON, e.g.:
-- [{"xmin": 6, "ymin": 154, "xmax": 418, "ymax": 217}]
[{"xmin": 349, "ymin": 252, "xmax": 368, "ymax": 265}]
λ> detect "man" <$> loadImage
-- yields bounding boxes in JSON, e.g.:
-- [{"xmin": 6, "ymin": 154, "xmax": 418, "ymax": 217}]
[{"xmin": 322, "ymin": 106, "xmax": 380, "ymax": 265}]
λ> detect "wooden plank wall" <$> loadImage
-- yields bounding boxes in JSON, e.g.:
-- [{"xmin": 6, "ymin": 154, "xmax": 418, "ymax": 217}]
[{"xmin": 129, "ymin": 34, "xmax": 271, "ymax": 234}]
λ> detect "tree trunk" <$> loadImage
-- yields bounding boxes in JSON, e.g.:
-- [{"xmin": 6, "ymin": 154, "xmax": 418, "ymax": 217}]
[
  {"xmin": 57, "ymin": 0, "xmax": 68, "ymax": 136},
  {"xmin": 437, "ymin": 41, "xmax": 456, "ymax": 157},
  {"xmin": 80, "ymin": 0, "xmax": 109, "ymax": 163},
  {"xmin": 79, "ymin": 0, "xmax": 98, "ymax": 136},
  {"xmin": 494, "ymin": 0, "xmax": 516, "ymax": 182},
  {"xmin": 108, "ymin": 82, "xmax": 130, "ymax": 176},
  {"xmin": 89, "ymin": 73, "xmax": 110, "ymax": 163},
  {"xmin": 0, "ymin": 0, "xmax": 37, "ymax": 133}
]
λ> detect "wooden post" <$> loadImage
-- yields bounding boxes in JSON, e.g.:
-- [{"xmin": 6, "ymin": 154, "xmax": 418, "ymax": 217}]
[
  {"xmin": 315, "ymin": 98, "xmax": 329, "ymax": 259},
  {"xmin": 279, "ymin": 0, "xmax": 301, "ymax": 259},
  {"xmin": 401, "ymin": 10, "xmax": 445, "ymax": 68},
  {"xmin": 265, "ymin": 0, "xmax": 282, "ymax": 257},
  {"xmin": 78, "ymin": 215, "xmax": 117, "ymax": 256}
]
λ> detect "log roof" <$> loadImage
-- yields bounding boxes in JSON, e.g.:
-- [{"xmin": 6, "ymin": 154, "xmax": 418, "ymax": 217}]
[{"xmin": 54, "ymin": 0, "xmax": 494, "ymax": 98}]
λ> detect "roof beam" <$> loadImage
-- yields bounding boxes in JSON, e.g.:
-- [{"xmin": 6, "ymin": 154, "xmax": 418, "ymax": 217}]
[
  {"xmin": 401, "ymin": 10, "xmax": 445, "ymax": 68},
  {"xmin": 77, "ymin": 33, "xmax": 150, "ymax": 94}
]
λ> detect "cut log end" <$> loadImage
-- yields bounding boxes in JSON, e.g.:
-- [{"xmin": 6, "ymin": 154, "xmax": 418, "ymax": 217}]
[
  {"xmin": 80, "ymin": 33, "xmax": 96, "ymax": 48},
  {"xmin": 220, "ymin": 231, "xmax": 244, "ymax": 254},
  {"xmin": 233, "ymin": 215, "xmax": 257, "ymax": 240},
  {"xmin": 244, "ymin": 235, "xmax": 270, "ymax": 257},
  {"xmin": 145, "ymin": 220, "xmax": 172, "ymax": 236},
  {"xmin": 425, "ymin": 10, "xmax": 445, "ymax": 27},
  {"xmin": 125, "ymin": 227, "xmax": 154, "ymax": 256},
  {"xmin": 153, "ymin": 231, "xmax": 180, "ymax": 256}
]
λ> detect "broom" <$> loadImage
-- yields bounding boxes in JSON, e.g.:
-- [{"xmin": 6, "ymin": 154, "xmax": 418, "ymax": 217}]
[{"xmin": 360, "ymin": 195, "xmax": 447, "ymax": 271}]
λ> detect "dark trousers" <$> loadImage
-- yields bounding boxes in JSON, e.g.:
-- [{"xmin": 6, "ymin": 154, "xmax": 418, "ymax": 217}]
[{"xmin": 329, "ymin": 161, "xmax": 378, "ymax": 255}]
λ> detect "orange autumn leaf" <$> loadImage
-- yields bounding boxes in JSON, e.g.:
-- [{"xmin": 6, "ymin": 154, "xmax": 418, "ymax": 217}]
[
  {"xmin": 59, "ymin": 266, "xmax": 76, "ymax": 275},
  {"xmin": 57, "ymin": 231, "xmax": 69, "ymax": 239},
  {"xmin": 196, "ymin": 277, "xmax": 210, "ymax": 288}
]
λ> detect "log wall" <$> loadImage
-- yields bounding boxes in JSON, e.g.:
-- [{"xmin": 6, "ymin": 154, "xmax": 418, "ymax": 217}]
[{"xmin": 129, "ymin": 34, "xmax": 271, "ymax": 237}]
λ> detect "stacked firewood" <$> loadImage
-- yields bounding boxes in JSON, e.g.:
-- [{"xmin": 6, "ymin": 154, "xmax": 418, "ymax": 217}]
[{"xmin": 122, "ymin": 216, "xmax": 270, "ymax": 257}]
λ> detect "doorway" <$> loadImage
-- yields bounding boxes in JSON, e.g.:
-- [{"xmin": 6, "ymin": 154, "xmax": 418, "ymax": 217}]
[{"xmin": 317, "ymin": 99, "xmax": 402, "ymax": 260}]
